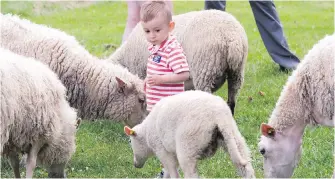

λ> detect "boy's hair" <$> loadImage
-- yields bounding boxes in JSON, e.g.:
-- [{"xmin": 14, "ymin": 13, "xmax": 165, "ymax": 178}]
[{"xmin": 140, "ymin": 1, "xmax": 172, "ymax": 23}]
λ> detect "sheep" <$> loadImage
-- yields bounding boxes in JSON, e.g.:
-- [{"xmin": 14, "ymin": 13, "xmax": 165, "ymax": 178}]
[
  {"xmin": 258, "ymin": 34, "xmax": 334, "ymax": 178},
  {"xmin": 0, "ymin": 13, "xmax": 147, "ymax": 127},
  {"xmin": 124, "ymin": 90, "xmax": 255, "ymax": 178},
  {"xmin": 109, "ymin": 10, "xmax": 248, "ymax": 115},
  {"xmin": 0, "ymin": 47, "xmax": 78, "ymax": 178}
]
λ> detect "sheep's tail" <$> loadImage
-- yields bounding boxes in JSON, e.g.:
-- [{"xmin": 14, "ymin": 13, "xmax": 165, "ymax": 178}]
[{"xmin": 216, "ymin": 118, "xmax": 247, "ymax": 167}]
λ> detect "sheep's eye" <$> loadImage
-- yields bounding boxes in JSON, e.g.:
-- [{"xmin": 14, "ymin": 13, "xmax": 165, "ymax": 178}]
[
  {"xmin": 118, "ymin": 87, "xmax": 124, "ymax": 94},
  {"xmin": 259, "ymin": 148, "xmax": 266, "ymax": 155},
  {"xmin": 138, "ymin": 98, "xmax": 145, "ymax": 103}
]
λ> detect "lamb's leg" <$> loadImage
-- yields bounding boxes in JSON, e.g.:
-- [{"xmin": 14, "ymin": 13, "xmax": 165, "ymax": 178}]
[
  {"xmin": 156, "ymin": 151, "xmax": 179, "ymax": 178},
  {"xmin": 8, "ymin": 151, "xmax": 21, "ymax": 178},
  {"xmin": 227, "ymin": 69, "xmax": 244, "ymax": 116},
  {"xmin": 178, "ymin": 156, "xmax": 198, "ymax": 178},
  {"xmin": 176, "ymin": 139, "xmax": 200, "ymax": 178},
  {"xmin": 25, "ymin": 142, "xmax": 43, "ymax": 178}
]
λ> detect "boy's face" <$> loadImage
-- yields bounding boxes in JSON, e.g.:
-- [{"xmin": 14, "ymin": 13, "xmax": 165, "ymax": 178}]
[{"xmin": 141, "ymin": 14, "xmax": 174, "ymax": 46}]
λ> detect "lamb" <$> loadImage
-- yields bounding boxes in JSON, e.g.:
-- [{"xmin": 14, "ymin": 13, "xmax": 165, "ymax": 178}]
[
  {"xmin": 258, "ymin": 34, "xmax": 334, "ymax": 178},
  {"xmin": 109, "ymin": 10, "xmax": 248, "ymax": 115},
  {"xmin": 124, "ymin": 90, "xmax": 255, "ymax": 178},
  {"xmin": 0, "ymin": 47, "xmax": 78, "ymax": 178},
  {"xmin": 0, "ymin": 13, "xmax": 147, "ymax": 127}
]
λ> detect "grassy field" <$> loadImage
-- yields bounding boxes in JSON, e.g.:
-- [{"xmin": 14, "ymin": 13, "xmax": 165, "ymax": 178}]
[{"xmin": 1, "ymin": 1, "xmax": 334, "ymax": 178}]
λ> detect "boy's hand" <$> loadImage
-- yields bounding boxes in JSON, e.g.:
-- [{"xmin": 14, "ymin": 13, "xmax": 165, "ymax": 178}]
[{"xmin": 146, "ymin": 75, "xmax": 163, "ymax": 86}]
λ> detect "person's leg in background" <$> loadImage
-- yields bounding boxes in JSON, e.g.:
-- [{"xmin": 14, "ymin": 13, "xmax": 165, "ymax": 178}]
[
  {"xmin": 122, "ymin": 1, "xmax": 173, "ymax": 44},
  {"xmin": 249, "ymin": 0, "xmax": 300, "ymax": 70},
  {"xmin": 204, "ymin": 0, "xmax": 226, "ymax": 11},
  {"xmin": 122, "ymin": 1, "xmax": 141, "ymax": 44}
]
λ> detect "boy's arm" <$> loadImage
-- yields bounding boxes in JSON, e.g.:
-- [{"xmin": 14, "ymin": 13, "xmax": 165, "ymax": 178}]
[
  {"xmin": 146, "ymin": 45, "xmax": 190, "ymax": 86},
  {"xmin": 147, "ymin": 71, "xmax": 189, "ymax": 85}
]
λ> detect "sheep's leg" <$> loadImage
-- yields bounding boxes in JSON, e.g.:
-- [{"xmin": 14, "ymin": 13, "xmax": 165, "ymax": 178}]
[
  {"xmin": 8, "ymin": 151, "xmax": 21, "ymax": 178},
  {"xmin": 227, "ymin": 70, "xmax": 243, "ymax": 116},
  {"xmin": 25, "ymin": 142, "xmax": 43, "ymax": 178},
  {"xmin": 156, "ymin": 151, "xmax": 179, "ymax": 178}
]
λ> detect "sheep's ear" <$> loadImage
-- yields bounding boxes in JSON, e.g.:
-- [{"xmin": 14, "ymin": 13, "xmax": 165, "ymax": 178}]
[
  {"xmin": 124, "ymin": 126, "xmax": 136, "ymax": 136},
  {"xmin": 115, "ymin": 77, "xmax": 126, "ymax": 93},
  {"xmin": 260, "ymin": 123, "xmax": 276, "ymax": 138}
]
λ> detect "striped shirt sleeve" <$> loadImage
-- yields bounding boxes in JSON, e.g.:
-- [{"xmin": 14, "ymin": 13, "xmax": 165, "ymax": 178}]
[{"xmin": 167, "ymin": 47, "xmax": 190, "ymax": 74}]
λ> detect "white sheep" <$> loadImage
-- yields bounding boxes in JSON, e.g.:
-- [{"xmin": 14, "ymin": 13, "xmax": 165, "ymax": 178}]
[
  {"xmin": 0, "ymin": 13, "xmax": 147, "ymax": 127},
  {"xmin": 258, "ymin": 34, "xmax": 334, "ymax": 178},
  {"xmin": 109, "ymin": 10, "xmax": 248, "ymax": 115},
  {"xmin": 124, "ymin": 90, "xmax": 255, "ymax": 178},
  {"xmin": 0, "ymin": 47, "xmax": 78, "ymax": 178}
]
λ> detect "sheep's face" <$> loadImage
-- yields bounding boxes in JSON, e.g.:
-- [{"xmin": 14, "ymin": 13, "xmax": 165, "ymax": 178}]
[
  {"xmin": 127, "ymin": 90, "xmax": 148, "ymax": 127},
  {"xmin": 110, "ymin": 77, "xmax": 147, "ymax": 127},
  {"xmin": 47, "ymin": 163, "xmax": 66, "ymax": 178},
  {"xmin": 258, "ymin": 123, "xmax": 302, "ymax": 178}
]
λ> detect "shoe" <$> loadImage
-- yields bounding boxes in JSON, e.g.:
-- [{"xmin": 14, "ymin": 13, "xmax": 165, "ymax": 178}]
[{"xmin": 155, "ymin": 170, "xmax": 164, "ymax": 178}]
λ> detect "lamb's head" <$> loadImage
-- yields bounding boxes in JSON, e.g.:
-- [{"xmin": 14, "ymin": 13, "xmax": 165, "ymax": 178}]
[
  {"xmin": 258, "ymin": 123, "xmax": 302, "ymax": 178},
  {"xmin": 124, "ymin": 126, "xmax": 153, "ymax": 168}
]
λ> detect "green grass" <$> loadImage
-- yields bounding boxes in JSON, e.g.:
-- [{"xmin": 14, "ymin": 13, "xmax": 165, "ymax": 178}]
[{"xmin": 1, "ymin": 1, "xmax": 334, "ymax": 178}]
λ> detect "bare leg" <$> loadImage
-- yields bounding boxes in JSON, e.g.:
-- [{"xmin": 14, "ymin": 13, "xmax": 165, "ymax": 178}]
[
  {"xmin": 25, "ymin": 142, "xmax": 43, "ymax": 178},
  {"xmin": 122, "ymin": 1, "xmax": 173, "ymax": 44},
  {"xmin": 8, "ymin": 151, "xmax": 21, "ymax": 178},
  {"xmin": 122, "ymin": 1, "xmax": 141, "ymax": 43}
]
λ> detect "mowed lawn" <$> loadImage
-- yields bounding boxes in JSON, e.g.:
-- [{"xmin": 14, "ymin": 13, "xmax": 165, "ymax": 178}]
[{"xmin": 1, "ymin": 1, "xmax": 334, "ymax": 178}]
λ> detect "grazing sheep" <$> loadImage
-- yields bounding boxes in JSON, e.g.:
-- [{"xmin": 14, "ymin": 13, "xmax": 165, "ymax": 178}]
[
  {"xmin": 258, "ymin": 34, "xmax": 334, "ymax": 178},
  {"xmin": 0, "ymin": 13, "xmax": 147, "ymax": 127},
  {"xmin": 0, "ymin": 48, "xmax": 78, "ymax": 178},
  {"xmin": 109, "ymin": 10, "xmax": 248, "ymax": 115},
  {"xmin": 124, "ymin": 90, "xmax": 255, "ymax": 178}
]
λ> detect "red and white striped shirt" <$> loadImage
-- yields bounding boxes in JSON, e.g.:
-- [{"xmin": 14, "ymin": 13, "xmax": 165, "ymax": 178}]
[{"xmin": 145, "ymin": 35, "xmax": 190, "ymax": 111}]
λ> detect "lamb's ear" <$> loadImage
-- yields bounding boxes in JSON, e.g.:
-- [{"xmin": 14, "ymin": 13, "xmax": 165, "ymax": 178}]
[
  {"xmin": 260, "ymin": 123, "xmax": 276, "ymax": 138},
  {"xmin": 124, "ymin": 126, "xmax": 136, "ymax": 136},
  {"xmin": 115, "ymin": 77, "xmax": 126, "ymax": 93}
]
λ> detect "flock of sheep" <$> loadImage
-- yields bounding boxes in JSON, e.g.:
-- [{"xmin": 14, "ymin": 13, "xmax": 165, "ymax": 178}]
[{"xmin": 0, "ymin": 7, "xmax": 333, "ymax": 179}]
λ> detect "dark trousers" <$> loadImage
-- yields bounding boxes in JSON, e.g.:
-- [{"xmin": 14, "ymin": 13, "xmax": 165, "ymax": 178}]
[{"xmin": 205, "ymin": 0, "xmax": 300, "ymax": 69}]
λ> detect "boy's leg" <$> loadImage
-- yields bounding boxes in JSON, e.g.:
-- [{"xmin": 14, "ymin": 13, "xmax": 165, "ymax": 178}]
[
  {"xmin": 204, "ymin": 0, "xmax": 226, "ymax": 11},
  {"xmin": 249, "ymin": 0, "xmax": 300, "ymax": 70}
]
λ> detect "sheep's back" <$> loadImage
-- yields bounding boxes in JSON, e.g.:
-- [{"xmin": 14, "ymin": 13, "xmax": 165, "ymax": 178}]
[
  {"xmin": 0, "ymin": 48, "xmax": 68, "ymax": 153},
  {"xmin": 149, "ymin": 91, "xmax": 230, "ymax": 138},
  {"xmin": 297, "ymin": 34, "xmax": 335, "ymax": 121},
  {"xmin": 174, "ymin": 10, "xmax": 248, "ymax": 72}
]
